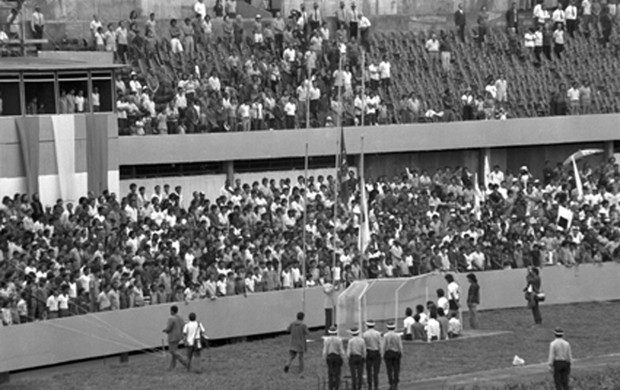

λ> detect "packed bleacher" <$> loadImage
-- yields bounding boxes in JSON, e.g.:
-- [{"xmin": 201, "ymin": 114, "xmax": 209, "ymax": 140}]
[
  {"xmin": 2, "ymin": 153, "xmax": 620, "ymax": 325},
  {"xmin": 101, "ymin": 0, "xmax": 620, "ymax": 135}
]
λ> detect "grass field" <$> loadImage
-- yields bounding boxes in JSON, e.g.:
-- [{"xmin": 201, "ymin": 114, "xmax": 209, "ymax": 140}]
[{"xmin": 6, "ymin": 300, "xmax": 620, "ymax": 390}]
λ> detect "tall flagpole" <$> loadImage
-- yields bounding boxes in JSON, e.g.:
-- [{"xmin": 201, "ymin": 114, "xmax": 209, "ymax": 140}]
[
  {"xmin": 333, "ymin": 50, "xmax": 343, "ymax": 279},
  {"xmin": 302, "ymin": 143, "xmax": 308, "ymax": 313},
  {"xmin": 361, "ymin": 50, "xmax": 365, "ymax": 127},
  {"xmin": 306, "ymin": 67, "xmax": 311, "ymax": 129}
]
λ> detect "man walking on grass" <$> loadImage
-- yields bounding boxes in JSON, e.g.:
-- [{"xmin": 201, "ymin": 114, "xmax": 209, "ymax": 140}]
[
  {"xmin": 162, "ymin": 305, "xmax": 188, "ymax": 370},
  {"xmin": 548, "ymin": 327, "xmax": 572, "ymax": 390},
  {"xmin": 284, "ymin": 311, "xmax": 310, "ymax": 375}
]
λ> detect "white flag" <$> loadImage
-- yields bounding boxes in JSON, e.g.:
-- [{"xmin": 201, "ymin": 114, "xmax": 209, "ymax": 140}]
[
  {"xmin": 557, "ymin": 206, "xmax": 573, "ymax": 231},
  {"xmin": 358, "ymin": 178, "xmax": 371, "ymax": 253},
  {"xmin": 484, "ymin": 154, "xmax": 491, "ymax": 192},
  {"xmin": 572, "ymin": 156, "xmax": 583, "ymax": 200}
]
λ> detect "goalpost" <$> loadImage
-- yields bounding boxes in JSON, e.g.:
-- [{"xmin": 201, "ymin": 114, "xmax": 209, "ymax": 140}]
[{"xmin": 336, "ymin": 274, "xmax": 433, "ymax": 337}]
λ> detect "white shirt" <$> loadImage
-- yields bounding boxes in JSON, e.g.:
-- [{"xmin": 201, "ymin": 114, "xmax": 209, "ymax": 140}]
[
  {"xmin": 426, "ymin": 318, "xmax": 441, "ymax": 341},
  {"xmin": 567, "ymin": 88, "xmax": 580, "ymax": 102},
  {"xmin": 284, "ymin": 101, "xmax": 296, "ymax": 116},
  {"xmin": 379, "ymin": 61, "xmax": 391, "ymax": 79},
  {"xmin": 183, "ymin": 320, "xmax": 205, "ymax": 346},
  {"xmin": 552, "ymin": 9, "xmax": 565, "ymax": 23},
  {"xmin": 534, "ymin": 31, "xmax": 543, "ymax": 46},
  {"xmin": 447, "ymin": 281, "xmax": 460, "ymax": 301},
  {"xmin": 403, "ymin": 316, "xmax": 415, "ymax": 335},
  {"xmin": 425, "ymin": 38, "xmax": 440, "ymax": 53},
  {"xmin": 582, "ymin": 0, "xmax": 591, "ymax": 15},
  {"xmin": 437, "ymin": 296, "xmax": 449, "ymax": 314},
  {"xmin": 194, "ymin": 1, "xmax": 207, "ymax": 18},
  {"xmin": 46, "ymin": 295, "xmax": 59, "ymax": 311},
  {"xmin": 565, "ymin": 5, "xmax": 578, "ymax": 20},
  {"xmin": 524, "ymin": 32, "xmax": 535, "ymax": 48}
]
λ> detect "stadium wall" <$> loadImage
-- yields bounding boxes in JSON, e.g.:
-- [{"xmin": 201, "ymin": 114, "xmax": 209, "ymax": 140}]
[
  {"xmin": 2, "ymin": 263, "xmax": 620, "ymax": 373},
  {"xmin": 117, "ymin": 114, "xmax": 620, "ymax": 181}
]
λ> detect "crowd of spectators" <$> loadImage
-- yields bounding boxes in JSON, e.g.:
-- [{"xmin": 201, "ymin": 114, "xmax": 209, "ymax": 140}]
[
  {"xmin": 2, "ymin": 154, "xmax": 620, "ymax": 325},
  {"xmin": 98, "ymin": 0, "xmax": 620, "ymax": 135}
]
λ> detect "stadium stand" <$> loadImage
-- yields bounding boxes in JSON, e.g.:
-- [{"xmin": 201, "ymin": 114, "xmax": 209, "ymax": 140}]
[
  {"xmin": 108, "ymin": 8, "xmax": 620, "ymax": 135},
  {"xmin": 2, "ymin": 154, "xmax": 619, "ymax": 326}
]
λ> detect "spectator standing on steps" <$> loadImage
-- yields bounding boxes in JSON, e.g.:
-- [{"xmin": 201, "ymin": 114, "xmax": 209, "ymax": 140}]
[
  {"xmin": 548, "ymin": 327, "xmax": 572, "ymax": 390},
  {"xmin": 454, "ymin": 3, "xmax": 466, "ymax": 42}
]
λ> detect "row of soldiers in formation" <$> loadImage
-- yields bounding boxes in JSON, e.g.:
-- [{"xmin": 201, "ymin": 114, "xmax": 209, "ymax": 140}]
[{"xmin": 286, "ymin": 312, "xmax": 403, "ymax": 390}]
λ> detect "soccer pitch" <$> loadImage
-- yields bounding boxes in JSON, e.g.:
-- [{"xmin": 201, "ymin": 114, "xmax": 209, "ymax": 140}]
[{"xmin": 7, "ymin": 301, "xmax": 620, "ymax": 390}]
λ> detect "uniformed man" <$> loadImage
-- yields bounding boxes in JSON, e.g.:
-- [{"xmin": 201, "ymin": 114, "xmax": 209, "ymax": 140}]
[
  {"xmin": 382, "ymin": 321, "xmax": 403, "ymax": 390},
  {"xmin": 548, "ymin": 327, "xmax": 572, "ymax": 390},
  {"xmin": 347, "ymin": 327, "xmax": 366, "ymax": 390},
  {"xmin": 362, "ymin": 320, "xmax": 382, "ymax": 390},
  {"xmin": 323, "ymin": 325, "xmax": 346, "ymax": 390}
]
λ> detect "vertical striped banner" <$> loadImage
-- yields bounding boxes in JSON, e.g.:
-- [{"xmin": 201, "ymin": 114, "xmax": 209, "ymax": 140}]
[
  {"xmin": 86, "ymin": 114, "xmax": 109, "ymax": 195},
  {"xmin": 51, "ymin": 115, "xmax": 77, "ymax": 202},
  {"xmin": 14, "ymin": 117, "xmax": 40, "ymax": 197}
]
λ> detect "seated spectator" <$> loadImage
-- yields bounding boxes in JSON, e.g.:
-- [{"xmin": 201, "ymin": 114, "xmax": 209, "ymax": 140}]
[{"xmin": 448, "ymin": 313, "xmax": 462, "ymax": 338}]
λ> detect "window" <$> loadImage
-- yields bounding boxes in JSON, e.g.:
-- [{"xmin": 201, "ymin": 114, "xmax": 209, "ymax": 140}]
[
  {"xmin": 58, "ymin": 72, "xmax": 88, "ymax": 114},
  {"xmin": 23, "ymin": 73, "xmax": 56, "ymax": 115},
  {"xmin": 92, "ymin": 71, "xmax": 114, "ymax": 112},
  {"xmin": 0, "ymin": 73, "xmax": 20, "ymax": 115}
]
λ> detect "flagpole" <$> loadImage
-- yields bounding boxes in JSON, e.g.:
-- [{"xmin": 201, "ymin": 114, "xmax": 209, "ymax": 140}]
[
  {"xmin": 361, "ymin": 50, "xmax": 365, "ymax": 127},
  {"xmin": 302, "ymin": 143, "xmax": 308, "ymax": 313},
  {"xmin": 333, "ymin": 51, "xmax": 343, "ymax": 279},
  {"xmin": 306, "ymin": 67, "xmax": 311, "ymax": 129}
]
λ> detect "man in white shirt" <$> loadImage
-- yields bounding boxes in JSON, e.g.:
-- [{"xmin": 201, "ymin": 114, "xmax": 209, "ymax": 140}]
[
  {"xmin": 489, "ymin": 165, "xmax": 505, "ymax": 186},
  {"xmin": 552, "ymin": 6, "xmax": 565, "ymax": 26},
  {"xmin": 425, "ymin": 313, "xmax": 441, "ymax": 342},
  {"xmin": 565, "ymin": 0, "xmax": 578, "ymax": 37},
  {"xmin": 378, "ymin": 56, "xmax": 391, "ymax": 90},
  {"xmin": 425, "ymin": 34, "xmax": 440, "ymax": 63},
  {"xmin": 445, "ymin": 274, "xmax": 460, "ymax": 317},
  {"xmin": 193, "ymin": 0, "xmax": 207, "ymax": 19},
  {"xmin": 284, "ymin": 97, "xmax": 297, "ymax": 129},
  {"xmin": 436, "ymin": 289, "xmax": 449, "ymax": 314},
  {"xmin": 567, "ymin": 82, "xmax": 580, "ymax": 113}
]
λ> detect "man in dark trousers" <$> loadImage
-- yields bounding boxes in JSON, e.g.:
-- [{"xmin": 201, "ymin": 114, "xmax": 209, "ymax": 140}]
[
  {"xmin": 454, "ymin": 3, "xmax": 466, "ymax": 42},
  {"xmin": 323, "ymin": 325, "xmax": 346, "ymax": 390},
  {"xmin": 382, "ymin": 321, "xmax": 403, "ymax": 390},
  {"xmin": 466, "ymin": 273, "xmax": 480, "ymax": 329},
  {"xmin": 506, "ymin": 2, "xmax": 520, "ymax": 33},
  {"xmin": 162, "ymin": 305, "xmax": 188, "ymax": 370},
  {"xmin": 346, "ymin": 327, "xmax": 366, "ymax": 390},
  {"xmin": 362, "ymin": 320, "xmax": 382, "ymax": 390},
  {"xmin": 548, "ymin": 327, "xmax": 572, "ymax": 390},
  {"xmin": 284, "ymin": 311, "xmax": 310, "ymax": 375}
]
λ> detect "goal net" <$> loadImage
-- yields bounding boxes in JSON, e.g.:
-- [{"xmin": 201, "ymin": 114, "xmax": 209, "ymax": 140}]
[{"xmin": 336, "ymin": 274, "xmax": 434, "ymax": 338}]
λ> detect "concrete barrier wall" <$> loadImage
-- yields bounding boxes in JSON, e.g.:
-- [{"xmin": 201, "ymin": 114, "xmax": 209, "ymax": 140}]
[
  {"xmin": 0, "ymin": 287, "xmax": 325, "ymax": 372},
  {"xmin": 2, "ymin": 263, "xmax": 620, "ymax": 372}
]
